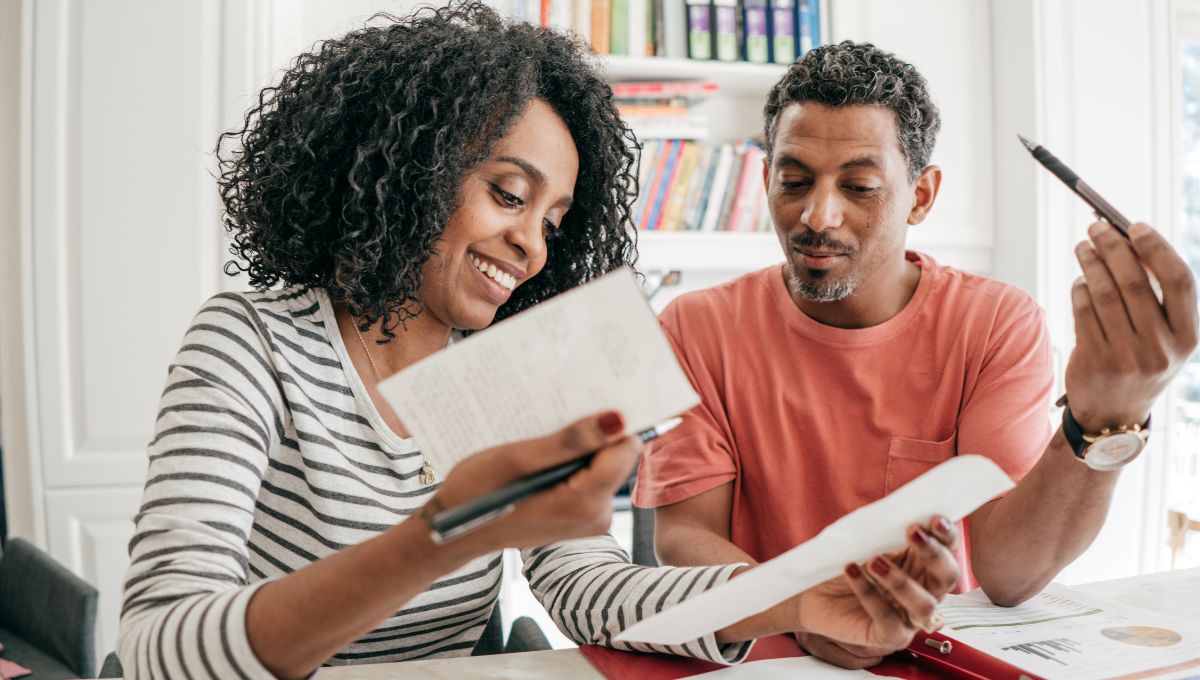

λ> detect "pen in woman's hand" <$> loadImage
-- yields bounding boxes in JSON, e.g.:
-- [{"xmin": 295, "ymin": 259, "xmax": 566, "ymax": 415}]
[{"xmin": 429, "ymin": 417, "xmax": 684, "ymax": 543}]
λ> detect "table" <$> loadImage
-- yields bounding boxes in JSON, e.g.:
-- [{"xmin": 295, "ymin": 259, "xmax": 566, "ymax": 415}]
[{"xmin": 312, "ymin": 568, "xmax": 1199, "ymax": 679}]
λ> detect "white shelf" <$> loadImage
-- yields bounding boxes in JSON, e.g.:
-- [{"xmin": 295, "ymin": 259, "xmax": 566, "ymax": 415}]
[
  {"xmin": 601, "ymin": 55, "xmax": 787, "ymax": 97},
  {"xmin": 635, "ymin": 231, "xmax": 781, "ymax": 271}
]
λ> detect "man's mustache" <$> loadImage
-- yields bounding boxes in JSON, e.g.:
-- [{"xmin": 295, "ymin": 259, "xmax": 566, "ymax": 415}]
[{"xmin": 789, "ymin": 231, "xmax": 856, "ymax": 255}]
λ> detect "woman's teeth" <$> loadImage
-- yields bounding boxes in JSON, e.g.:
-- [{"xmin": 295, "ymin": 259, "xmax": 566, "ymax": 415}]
[{"xmin": 469, "ymin": 254, "xmax": 516, "ymax": 291}]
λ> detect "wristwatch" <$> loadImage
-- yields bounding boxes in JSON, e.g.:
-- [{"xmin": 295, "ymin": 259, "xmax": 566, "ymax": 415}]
[{"xmin": 1058, "ymin": 395, "xmax": 1151, "ymax": 471}]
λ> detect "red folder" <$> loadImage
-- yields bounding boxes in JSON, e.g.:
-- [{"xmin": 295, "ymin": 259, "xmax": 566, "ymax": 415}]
[{"xmin": 579, "ymin": 633, "xmax": 1046, "ymax": 679}]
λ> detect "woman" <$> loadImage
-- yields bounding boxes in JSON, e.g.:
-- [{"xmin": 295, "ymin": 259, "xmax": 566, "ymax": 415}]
[{"xmin": 117, "ymin": 4, "xmax": 961, "ymax": 678}]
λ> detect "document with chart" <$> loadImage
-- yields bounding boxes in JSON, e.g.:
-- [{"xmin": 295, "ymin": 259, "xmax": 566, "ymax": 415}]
[{"xmin": 941, "ymin": 583, "xmax": 1200, "ymax": 679}]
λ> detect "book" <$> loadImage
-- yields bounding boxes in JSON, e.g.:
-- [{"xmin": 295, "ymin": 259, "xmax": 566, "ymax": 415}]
[
  {"xmin": 693, "ymin": 143, "xmax": 731, "ymax": 231},
  {"xmin": 660, "ymin": 142, "xmax": 702, "ymax": 230},
  {"xmin": 798, "ymin": 0, "xmax": 819, "ymax": 55},
  {"xmin": 660, "ymin": 0, "xmax": 688, "ymax": 58},
  {"xmin": 684, "ymin": 0, "xmax": 713, "ymax": 60},
  {"xmin": 639, "ymin": 139, "xmax": 677, "ymax": 230},
  {"xmin": 700, "ymin": 142, "xmax": 739, "ymax": 231},
  {"xmin": 610, "ymin": 0, "xmax": 630, "ymax": 54},
  {"xmin": 680, "ymin": 145, "xmax": 716, "ymax": 229},
  {"xmin": 647, "ymin": 140, "xmax": 686, "ymax": 230},
  {"xmin": 742, "ymin": 0, "xmax": 770, "ymax": 64},
  {"xmin": 628, "ymin": 0, "xmax": 648, "ymax": 56},
  {"xmin": 611, "ymin": 80, "xmax": 718, "ymax": 101},
  {"xmin": 590, "ymin": 0, "xmax": 612, "ymax": 53},
  {"xmin": 571, "ymin": 0, "xmax": 592, "ymax": 42},
  {"xmin": 712, "ymin": 0, "xmax": 739, "ymax": 62},
  {"xmin": 631, "ymin": 139, "xmax": 661, "ymax": 227},
  {"xmin": 768, "ymin": 0, "xmax": 795, "ymax": 64},
  {"xmin": 725, "ymin": 143, "xmax": 765, "ymax": 232}
]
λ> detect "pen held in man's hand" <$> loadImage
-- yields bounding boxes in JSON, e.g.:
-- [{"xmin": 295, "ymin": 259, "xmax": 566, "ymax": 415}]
[
  {"xmin": 429, "ymin": 417, "xmax": 684, "ymax": 543},
  {"xmin": 1018, "ymin": 134, "xmax": 1132, "ymax": 239}
]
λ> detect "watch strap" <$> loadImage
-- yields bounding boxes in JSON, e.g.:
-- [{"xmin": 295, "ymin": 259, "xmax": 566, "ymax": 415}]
[{"xmin": 1060, "ymin": 399, "xmax": 1151, "ymax": 460}]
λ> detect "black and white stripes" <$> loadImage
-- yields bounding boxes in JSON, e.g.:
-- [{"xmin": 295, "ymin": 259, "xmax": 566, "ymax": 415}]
[{"xmin": 118, "ymin": 287, "xmax": 750, "ymax": 678}]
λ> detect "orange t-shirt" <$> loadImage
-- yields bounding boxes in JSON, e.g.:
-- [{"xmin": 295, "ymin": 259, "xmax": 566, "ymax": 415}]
[{"xmin": 634, "ymin": 252, "xmax": 1054, "ymax": 591}]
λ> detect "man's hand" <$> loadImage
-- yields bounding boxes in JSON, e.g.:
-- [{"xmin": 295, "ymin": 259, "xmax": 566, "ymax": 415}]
[
  {"xmin": 794, "ymin": 515, "xmax": 961, "ymax": 669},
  {"xmin": 1066, "ymin": 221, "xmax": 1198, "ymax": 433}
]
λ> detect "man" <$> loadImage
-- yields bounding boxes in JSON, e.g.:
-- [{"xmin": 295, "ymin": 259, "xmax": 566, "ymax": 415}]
[{"xmin": 635, "ymin": 40, "xmax": 1197, "ymax": 669}]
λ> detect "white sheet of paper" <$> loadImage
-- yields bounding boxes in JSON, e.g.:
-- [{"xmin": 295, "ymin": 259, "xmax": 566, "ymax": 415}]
[
  {"xmin": 378, "ymin": 267, "xmax": 699, "ymax": 476},
  {"xmin": 689, "ymin": 656, "xmax": 877, "ymax": 678},
  {"xmin": 941, "ymin": 583, "xmax": 1200, "ymax": 679},
  {"xmin": 615, "ymin": 455, "xmax": 1015, "ymax": 645}
]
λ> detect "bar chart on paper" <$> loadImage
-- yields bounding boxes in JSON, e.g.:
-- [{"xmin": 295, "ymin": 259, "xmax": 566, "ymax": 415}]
[{"xmin": 942, "ymin": 584, "xmax": 1200, "ymax": 679}]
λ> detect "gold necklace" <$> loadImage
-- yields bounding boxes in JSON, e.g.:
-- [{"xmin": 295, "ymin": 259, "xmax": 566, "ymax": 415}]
[{"xmin": 351, "ymin": 319, "xmax": 436, "ymax": 485}]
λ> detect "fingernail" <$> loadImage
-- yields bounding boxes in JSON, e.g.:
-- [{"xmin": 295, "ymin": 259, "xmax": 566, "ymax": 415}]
[
  {"xmin": 845, "ymin": 563, "xmax": 862, "ymax": 579},
  {"xmin": 1088, "ymin": 221, "xmax": 1108, "ymax": 237},
  {"xmin": 598, "ymin": 412, "xmax": 624, "ymax": 435},
  {"xmin": 871, "ymin": 557, "xmax": 891, "ymax": 577},
  {"xmin": 936, "ymin": 516, "xmax": 952, "ymax": 535},
  {"xmin": 1130, "ymin": 222, "xmax": 1150, "ymax": 238},
  {"xmin": 911, "ymin": 528, "xmax": 928, "ymax": 546},
  {"xmin": 1076, "ymin": 242, "xmax": 1094, "ymax": 260}
]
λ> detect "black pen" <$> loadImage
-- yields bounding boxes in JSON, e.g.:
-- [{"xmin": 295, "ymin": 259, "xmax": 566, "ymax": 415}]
[
  {"xmin": 428, "ymin": 417, "xmax": 684, "ymax": 543},
  {"xmin": 1018, "ymin": 134, "xmax": 1132, "ymax": 238}
]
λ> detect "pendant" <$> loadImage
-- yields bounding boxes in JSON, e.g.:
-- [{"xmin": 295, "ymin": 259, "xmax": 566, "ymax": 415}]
[{"xmin": 419, "ymin": 462, "xmax": 436, "ymax": 485}]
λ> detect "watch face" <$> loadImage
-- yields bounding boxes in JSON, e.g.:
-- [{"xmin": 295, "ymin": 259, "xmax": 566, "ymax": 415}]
[{"xmin": 1085, "ymin": 433, "xmax": 1146, "ymax": 471}]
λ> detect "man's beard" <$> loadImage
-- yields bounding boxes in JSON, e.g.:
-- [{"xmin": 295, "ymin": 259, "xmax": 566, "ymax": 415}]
[
  {"xmin": 788, "ymin": 265, "xmax": 857, "ymax": 302},
  {"xmin": 787, "ymin": 231, "xmax": 858, "ymax": 302}
]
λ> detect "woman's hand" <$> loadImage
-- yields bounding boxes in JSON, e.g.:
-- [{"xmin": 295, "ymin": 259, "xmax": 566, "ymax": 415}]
[
  {"xmin": 792, "ymin": 515, "xmax": 961, "ymax": 669},
  {"xmin": 422, "ymin": 411, "xmax": 641, "ymax": 560}
]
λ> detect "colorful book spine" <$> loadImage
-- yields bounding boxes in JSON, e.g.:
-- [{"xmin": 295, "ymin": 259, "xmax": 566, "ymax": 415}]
[
  {"xmin": 632, "ymin": 140, "xmax": 661, "ymax": 227},
  {"xmin": 713, "ymin": 0, "xmax": 739, "ymax": 62},
  {"xmin": 590, "ymin": 0, "xmax": 612, "ymax": 53},
  {"xmin": 715, "ymin": 144, "xmax": 746, "ymax": 230},
  {"xmin": 647, "ymin": 141, "xmax": 685, "ymax": 230},
  {"xmin": 640, "ymin": 140, "xmax": 677, "ymax": 230},
  {"xmin": 798, "ymin": 0, "xmax": 818, "ymax": 56},
  {"xmin": 727, "ymin": 144, "xmax": 765, "ymax": 232},
  {"xmin": 610, "ymin": 0, "xmax": 630, "ymax": 54},
  {"xmin": 742, "ymin": 0, "xmax": 770, "ymax": 64},
  {"xmin": 661, "ymin": 142, "xmax": 701, "ymax": 230},
  {"xmin": 768, "ymin": 0, "xmax": 795, "ymax": 64},
  {"xmin": 685, "ymin": 0, "xmax": 714, "ymax": 60},
  {"xmin": 700, "ymin": 143, "xmax": 737, "ymax": 232}
]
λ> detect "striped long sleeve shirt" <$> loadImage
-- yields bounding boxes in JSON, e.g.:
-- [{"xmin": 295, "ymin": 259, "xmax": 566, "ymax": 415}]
[{"xmin": 117, "ymin": 287, "xmax": 751, "ymax": 678}]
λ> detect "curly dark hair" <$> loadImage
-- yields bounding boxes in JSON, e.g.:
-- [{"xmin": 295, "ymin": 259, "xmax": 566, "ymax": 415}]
[
  {"xmin": 216, "ymin": 1, "xmax": 639, "ymax": 339},
  {"xmin": 763, "ymin": 40, "xmax": 941, "ymax": 181}
]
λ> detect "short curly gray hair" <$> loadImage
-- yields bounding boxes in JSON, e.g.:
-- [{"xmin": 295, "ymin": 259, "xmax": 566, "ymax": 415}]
[{"xmin": 763, "ymin": 40, "xmax": 941, "ymax": 181}]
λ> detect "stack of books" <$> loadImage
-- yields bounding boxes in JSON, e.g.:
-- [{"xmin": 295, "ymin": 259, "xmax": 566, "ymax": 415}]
[
  {"xmin": 631, "ymin": 138, "xmax": 771, "ymax": 233},
  {"xmin": 614, "ymin": 80, "xmax": 715, "ymax": 140},
  {"xmin": 502, "ymin": 0, "xmax": 822, "ymax": 63}
]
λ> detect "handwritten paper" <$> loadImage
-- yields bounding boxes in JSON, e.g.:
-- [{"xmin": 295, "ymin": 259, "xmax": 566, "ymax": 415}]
[
  {"xmin": 378, "ymin": 267, "xmax": 699, "ymax": 476},
  {"xmin": 616, "ymin": 455, "xmax": 1015, "ymax": 646}
]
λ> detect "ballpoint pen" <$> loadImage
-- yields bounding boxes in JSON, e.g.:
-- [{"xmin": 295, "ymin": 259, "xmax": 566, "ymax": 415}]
[
  {"xmin": 1018, "ymin": 134, "xmax": 1132, "ymax": 239},
  {"xmin": 428, "ymin": 417, "xmax": 684, "ymax": 543}
]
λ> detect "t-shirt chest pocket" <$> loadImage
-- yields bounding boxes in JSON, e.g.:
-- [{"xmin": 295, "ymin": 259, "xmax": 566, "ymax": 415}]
[{"xmin": 884, "ymin": 431, "xmax": 957, "ymax": 494}]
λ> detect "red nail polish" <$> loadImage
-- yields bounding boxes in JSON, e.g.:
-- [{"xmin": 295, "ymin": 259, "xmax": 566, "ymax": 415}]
[
  {"xmin": 871, "ymin": 557, "xmax": 891, "ymax": 577},
  {"xmin": 845, "ymin": 563, "xmax": 862, "ymax": 578},
  {"xmin": 911, "ymin": 528, "xmax": 928, "ymax": 546},
  {"xmin": 936, "ymin": 516, "xmax": 952, "ymax": 535},
  {"xmin": 598, "ymin": 412, "xmax": 624, "ymax": 435}
]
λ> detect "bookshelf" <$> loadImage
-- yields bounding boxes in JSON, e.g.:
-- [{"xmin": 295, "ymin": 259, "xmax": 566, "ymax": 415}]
[{"xmin": 602, "ymin": 55, "xmax": 786, "ymax": 97}]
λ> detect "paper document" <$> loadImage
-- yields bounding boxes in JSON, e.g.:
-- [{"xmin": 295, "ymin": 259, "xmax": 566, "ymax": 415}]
[
  {"xmin": 942, "ymin": 583, "xmax": 1200, "ymax": 679},
  {"xmin": 616, "ymin": 455, "xmax": 1014, "ymax": 645},
  {"xmin": 378, "ymin": 267, "xmax": 699, "ymax": 476},
  {"xmin": 1073, "ymin": 567, "xmax": 1200, "ymax": 622}
]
